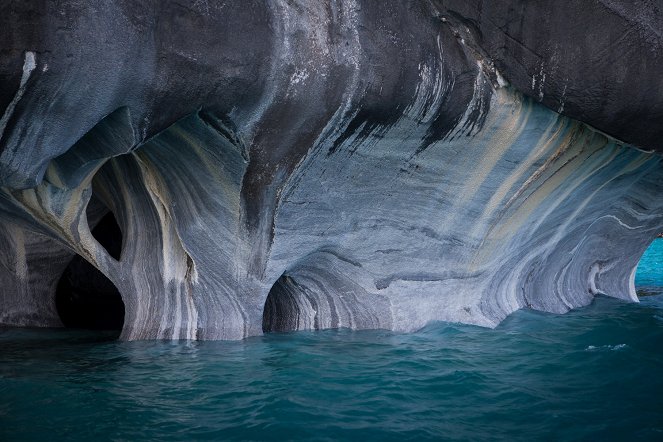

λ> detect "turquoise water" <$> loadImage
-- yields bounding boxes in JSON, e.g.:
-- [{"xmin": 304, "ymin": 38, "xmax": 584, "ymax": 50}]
[
  {"xmin": 636, "ymin": 238, "xmax": 663, "ymax": 289},
  {"xmin": 2, "ymin": 242, "xmax": 663, "ymax": 441}
]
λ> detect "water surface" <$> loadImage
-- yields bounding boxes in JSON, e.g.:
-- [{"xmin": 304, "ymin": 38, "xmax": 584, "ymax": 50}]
[{"xmin": 1, "ymin": 240, "xmax": 663, "ymax": 441}]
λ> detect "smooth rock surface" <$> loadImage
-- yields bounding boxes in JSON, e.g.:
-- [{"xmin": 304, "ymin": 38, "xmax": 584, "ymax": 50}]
[{"xmin": 1, "ymin": 1, "xmax": 662, "ymax": 339}]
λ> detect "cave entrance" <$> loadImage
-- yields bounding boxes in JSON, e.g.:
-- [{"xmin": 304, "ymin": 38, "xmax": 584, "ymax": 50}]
[
  {"xmin": 635, "ymin": 234, "xmax": 663, "ymax": 297},
  {"xmin": 262, "ymin": 274, "xmax": 308, "ymax": 333},
  {"xmin": 55, "ymin": 211, "xmax": 125, "ymax": 331}
]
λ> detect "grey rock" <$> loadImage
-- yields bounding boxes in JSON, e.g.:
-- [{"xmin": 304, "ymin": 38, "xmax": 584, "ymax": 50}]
[{"xmin": 1, "ymin": 1, "xmax": 662, "ymax": 339}]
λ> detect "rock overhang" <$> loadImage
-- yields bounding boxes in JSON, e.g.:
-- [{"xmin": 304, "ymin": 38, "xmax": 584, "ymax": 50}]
[{"xmin": 1, "ymin": 0, "xmax": 662, "ymax": 339}]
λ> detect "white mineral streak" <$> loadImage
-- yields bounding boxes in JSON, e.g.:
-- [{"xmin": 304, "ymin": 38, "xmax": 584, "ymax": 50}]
[
  {"xmin": 134, "ymin": 154, "xmax": 200, "ymax": 340},
  {"xmin": 2, "ymin": 80, "xmax": 663, "ymax": 338},
  {"xmin": 538, "ymin": 61, "xmax": 546, "ymax": 101},
  {"xmin": 0, "ymin": 51, "xmax": 36, "ymax": 140},
  {"xmin": 268, "ymin": 84, "xmax": 663, "ymax": 333},
  {"xmin": 558, "ymin": 83, "xmax": 568, "ymax": 113},
  {"xmin": 2, "ymin": 33, "xmax": 663, "ymax": 339}
]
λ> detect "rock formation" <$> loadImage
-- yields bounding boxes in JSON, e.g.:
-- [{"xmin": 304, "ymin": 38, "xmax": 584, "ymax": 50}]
[{"xmin": 1, "ymin": 0, "xmax": 662, "ymax": 339}]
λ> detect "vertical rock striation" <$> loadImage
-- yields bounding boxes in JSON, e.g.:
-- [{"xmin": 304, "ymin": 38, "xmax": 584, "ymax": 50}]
[{"xmin": 1, "ymin": 1, "xmax": 662, "ymax": 339}]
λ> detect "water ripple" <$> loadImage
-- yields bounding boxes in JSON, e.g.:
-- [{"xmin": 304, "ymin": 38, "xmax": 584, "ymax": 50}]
[{"xmin": 2, "ymin": 294, "xmax": 663, "ymax": 440}]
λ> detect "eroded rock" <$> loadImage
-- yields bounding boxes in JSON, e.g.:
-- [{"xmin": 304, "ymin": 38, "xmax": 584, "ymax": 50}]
[{"xmin": 1, "ymin": 1, "xmax": 662, "ymax": 339}]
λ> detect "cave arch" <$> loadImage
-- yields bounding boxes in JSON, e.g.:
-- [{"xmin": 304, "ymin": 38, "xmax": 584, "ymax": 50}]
[
  {"xmin": 262, "ymin": 274, "xmax": 312, "ymax": 333},
  {"xmin": 262, "ymin": 257, "xmax": 393, "ymax": 334},
  {"xmin": 635, "ymin": 234, "xmax": 663, "ymax": 297},
  {"xmin": 55, "ymin": 211, "xmax": 124, "ymax": 330}
]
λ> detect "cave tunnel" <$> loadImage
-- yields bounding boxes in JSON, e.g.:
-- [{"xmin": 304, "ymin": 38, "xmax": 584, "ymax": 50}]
[
  {"xmin": 55, "ymin": 211, "xmax": 125, "ymax": 331},
  {"xmin": 262, "ymin": 274, "xmax": 309, "ymax": 333}
]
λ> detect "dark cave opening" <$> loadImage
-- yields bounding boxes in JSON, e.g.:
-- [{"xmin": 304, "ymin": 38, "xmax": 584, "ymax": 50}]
[
  {"xmin": 262, "ymin": 274, "xmax": 309, "ymax": 333},
  {"xmin": 55, "ymin": 212, "xmax": 125, "ymax": 331}
]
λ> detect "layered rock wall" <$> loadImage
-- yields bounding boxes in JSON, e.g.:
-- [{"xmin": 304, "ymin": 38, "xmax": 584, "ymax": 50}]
[{"xmin": 1, "ymin": 0, "xmax": 662, "ymax": 339}]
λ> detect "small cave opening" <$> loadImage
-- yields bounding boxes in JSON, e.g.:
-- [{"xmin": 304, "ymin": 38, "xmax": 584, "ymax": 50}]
[
  {"xmin": 55, "ymin": 211, "xmax": 124, "ymax": 331},
  {"xmin": 262, "ymin": 274, "xmax": 309, "ymax": 333},
  {"xmin": 86, "ymin": 195, "xmax": 122, "ymax": 260}
]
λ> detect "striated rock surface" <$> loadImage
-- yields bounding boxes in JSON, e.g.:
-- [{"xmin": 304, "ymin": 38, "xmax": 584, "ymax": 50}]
[{"xmin": 1, "ymin": 1, "xmax": 662, "ymax": 339}]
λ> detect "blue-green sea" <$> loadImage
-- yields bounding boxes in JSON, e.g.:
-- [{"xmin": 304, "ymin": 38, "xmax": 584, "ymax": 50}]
[{"xmin": 2, "ymin": 241, "xmax": 663, "ymax": 441}]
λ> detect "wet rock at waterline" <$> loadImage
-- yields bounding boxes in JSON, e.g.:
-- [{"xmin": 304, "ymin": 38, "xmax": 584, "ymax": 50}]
[{"xmin": 1, "ymin": 1, "xmax": 663, "ymax": 340}]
